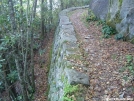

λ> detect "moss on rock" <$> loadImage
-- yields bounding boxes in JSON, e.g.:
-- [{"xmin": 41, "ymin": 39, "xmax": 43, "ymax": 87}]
[
  {"xmin": 106, "ymin": 11, "xmax": 122, "ymax": 29},
  {"xmin": 106, "ymin": 0, "xmax": 122, "ymax": 29},
  {"xmin": 119, "ymin": 0, "xmax": 123, "ymax": 8}
]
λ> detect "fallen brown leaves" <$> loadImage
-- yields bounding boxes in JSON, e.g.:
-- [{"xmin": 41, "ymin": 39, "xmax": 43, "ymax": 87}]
[
  {"xmin": 34, "ymin": 32, "xmax": 54, "ymax": 101},
  {"xmin": 69, "ymin": 9, "xmax": 134, "ymax": 101}
]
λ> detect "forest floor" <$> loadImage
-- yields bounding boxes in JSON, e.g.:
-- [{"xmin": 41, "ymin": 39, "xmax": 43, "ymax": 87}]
[
  {"xmin": 69, "ymin": 9, "xmax": 134, "ymax": 101},
  {"xmin": 33, "ymin": 9, "xmax": 134, "ymax": 101},
  {"xmin": 34, "ymin": 32, "xmax": 54, "ymax": 101}
]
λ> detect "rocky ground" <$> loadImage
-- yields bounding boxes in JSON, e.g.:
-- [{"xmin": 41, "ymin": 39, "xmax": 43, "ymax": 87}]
[{"xmin": 69, "ymin": 9, "xmax": 134, "ymax": 101}]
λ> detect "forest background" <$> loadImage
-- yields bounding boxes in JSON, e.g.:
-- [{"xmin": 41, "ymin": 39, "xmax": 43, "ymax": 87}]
[{"xmin": 0, "ymin": 0, "xmax": 89, "ymax": 101}]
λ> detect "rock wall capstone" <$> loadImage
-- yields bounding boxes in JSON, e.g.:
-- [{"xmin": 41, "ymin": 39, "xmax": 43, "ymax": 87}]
[
  {"xmin": 89, "ymin": 0, "xmax": 134, "ymax": 39},
  {"xmin": 48, "ymin": 6, "xmax": 89, "ymax": 101}
]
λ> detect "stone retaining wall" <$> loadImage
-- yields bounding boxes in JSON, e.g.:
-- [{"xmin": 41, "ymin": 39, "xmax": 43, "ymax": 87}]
[{"xmin": 48, "ymin": 6, "xmax": 89, "ymax": 101}]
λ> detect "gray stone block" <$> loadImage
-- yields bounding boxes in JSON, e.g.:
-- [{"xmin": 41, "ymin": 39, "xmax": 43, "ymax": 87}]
[{"xmin": 65, "ymin": 68, "xmax": 89, "ymax": 86}]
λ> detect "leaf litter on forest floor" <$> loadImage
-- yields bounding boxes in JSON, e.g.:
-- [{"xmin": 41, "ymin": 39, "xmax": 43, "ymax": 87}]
[
  {"xmin": 69, "ymin": 9, "xmax": 134, "ymax": 101},
  {"xmin": 34, "ymin": 32, "xmax": 54, "ymax": 101}
]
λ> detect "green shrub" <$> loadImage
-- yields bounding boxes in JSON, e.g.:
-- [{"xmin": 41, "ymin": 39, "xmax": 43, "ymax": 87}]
[
  {"xmin": 101, "ymin": 23, "xmax": 117, "ymax": 38},
  {"xmin": 97, "ymin": 20, "xmax": 106, "ymax": 26},
  {"xmin": 125, "ymin": 55, "xmax": 134, "ymax": 74},
  {"xmin": 119, "ymin": 55, "xmax": 134, "ymax": 82},
  {"xmin": 63, "ymin": 82, "xmax": 79, "ymax": 101},
  {"xmin": 115, "ymin": 33, "xmax": 124, "ymax": 40},
  {"xmin": 0, "ymin": 80, "xmax": 5, "ymax": 92},
  {"xmin": 86, "ymin": 10, "xmax": 117, "ymax": 38},
  {"xmin": 7, "ymin": 70, "xmax": 18, "ymax": 83},
  {"xmin": 86, "ymin": 10, "xmax": 97, "ymax": 22}
]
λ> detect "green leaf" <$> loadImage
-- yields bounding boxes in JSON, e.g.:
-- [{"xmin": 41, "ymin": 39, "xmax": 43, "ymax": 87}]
[
  {"xmin": 119, "ymin": 67, "xmax": 126, "ymax": 72},
  {"xmin": 0, "ymin": 59, "xmax": 5, "ymax": 62},
  {"xmin": 123, "ymin": 76, "xmax": 128, "ymax": 81},
  {"xmin": 0, "ymin": 64, "xmax": 2, "ymax": 68},
  {"xmin": 7, "ymin": 70, "xmax": 18, "ymax": 83},
  {"xmin": 126, "ymin": 55, "xmax": 133, "ymax": 62},
  {"xmin": 17, "ymin": 95, "xmax": 22, "ymax": 100},
  {"xmin": 128, "ymin": 66, "xmax": 133, "ymax": 71}
]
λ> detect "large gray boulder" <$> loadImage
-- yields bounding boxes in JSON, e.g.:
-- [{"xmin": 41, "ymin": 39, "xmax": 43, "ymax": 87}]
[
  {"xmin": 108, "ymin": 0, "xmax": 121, "ymax": 24},
  {"xmin": 118, "ymin": 0, "xmax": 134, "ymax": 38},
  {"xmin": 89, "ymin": 0, "xmax": 134, "ymax": 40},
  {"xmin": 120, "ymin": 0, "xmax": 134, "ymax": 19},
  {"xmin": 89, "ymin": 0, "xmax": 109, "ymax": 20}
]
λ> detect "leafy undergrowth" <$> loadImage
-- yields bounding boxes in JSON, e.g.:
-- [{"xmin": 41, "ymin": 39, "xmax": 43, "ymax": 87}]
[
  {"xmin": 34, "ymin": 31, "xmax": 54, "ymax": 101},
  {"xmin": 69, "ymin": 9, "xmax": 134, "ymax": 101},
  {"xmin": 63, "ymin": 83, "xmax": 79, "ymax": 101},
  {"xmin": 85, "ymin": 11, "xmax": 117, "ymax": 39}
]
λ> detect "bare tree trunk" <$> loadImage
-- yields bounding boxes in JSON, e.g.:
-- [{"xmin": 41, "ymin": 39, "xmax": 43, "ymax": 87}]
[
  {"xmin": 49, "ymin": 0, "xmax": 53, "ymax": 24},
  {"xmin": 3, "ymin": 65, "xmax": 12, "ymax": 101},
  {"xmin": 19, "ymin": 0, "xmax": 23, "ymax": 14},
  {"xmin": 60, "ymin": 0, "xmax": 64, "ymax": 10},
  {"xmin": 41, "ymin": 0, "xmax": 45, "ymax": 39},
  {"xmin": 32, "ymin": 0, "xmax": 37, "ymax": 18},
  {"xmin": 3, "ymin": 63, "xmax": 17, "ymax": 101},
  {"xmin": 18, "ymin": 0, "xmax": 23, "ymax": 32},
  {"xmin": 30, "ymin": 0, "xmax": 38, "ymax": 90},
  {"xmin": 8, "ymin": 0, "xmax": 16, "ymax": 30},
  {"xmin": 15, "ymin": 58, "xmax": 28, "ymax": 101}
]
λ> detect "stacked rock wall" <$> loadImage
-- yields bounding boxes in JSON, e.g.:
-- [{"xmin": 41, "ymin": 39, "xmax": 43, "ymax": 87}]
[{"xmin": 48, "ymin": 6, "xmax": 89, "ymax": 101}]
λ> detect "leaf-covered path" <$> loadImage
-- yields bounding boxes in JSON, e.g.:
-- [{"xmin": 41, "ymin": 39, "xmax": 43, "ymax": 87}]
[
  {"xmin": 34, "ymin": 32, "xmax": 54, "ymax": 101},
  {"xmin": 69, "ymin": 9, "xmax": 134, "ymax": 101}
]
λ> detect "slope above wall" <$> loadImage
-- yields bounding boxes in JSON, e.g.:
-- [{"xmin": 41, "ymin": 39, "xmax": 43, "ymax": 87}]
[{"xmin": 89, "ymin": 0, "xmax": 134, "ymax": 40}]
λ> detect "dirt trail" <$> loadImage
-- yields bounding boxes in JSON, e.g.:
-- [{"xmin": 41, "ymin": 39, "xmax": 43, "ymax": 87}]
[{"xmin": 69, "ymin": 9, "xmax": 134, "ymax": 101}]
